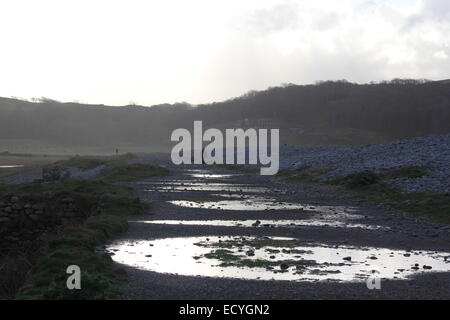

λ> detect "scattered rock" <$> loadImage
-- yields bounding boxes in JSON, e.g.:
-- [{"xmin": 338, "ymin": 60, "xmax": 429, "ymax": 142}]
[
  {"xmin": 252, "ymin": 220, "xmax": 261, "ymax": 227},
  {"xmin": 246, "ymin": 250, "xmax": 255, "ymax": 257},
  {"xmin": 343, "ymin": 256, "xmax": 352, "ymax": 261}
]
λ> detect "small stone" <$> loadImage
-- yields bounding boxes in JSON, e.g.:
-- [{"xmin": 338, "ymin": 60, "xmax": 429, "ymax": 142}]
[
  {"xmin": 280, "ymin": 264, "xmax": 289, "ymax": 270},
  {"xmin": 343, "ymin": 256, "xmax": 352, "ymax": 261},
  {"xmin": 252, "ymin": 220, "xmax": 261, "ymax": 227}
]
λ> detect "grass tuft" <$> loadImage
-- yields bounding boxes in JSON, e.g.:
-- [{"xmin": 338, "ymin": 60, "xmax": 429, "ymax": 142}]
[{"xmin": 101, "ymin": 163, "xmax": 170, "ymax": 182}]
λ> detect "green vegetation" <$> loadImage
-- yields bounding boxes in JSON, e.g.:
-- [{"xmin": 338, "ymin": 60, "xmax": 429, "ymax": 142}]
[
  {"xmin": 203, "ymin": 249, "xmax": 240, "ymax": 263},
  {"xmin": 278, "ymin": 166, "xmax": 332, "ymax": 184},
  {"xmin": 202, "ymin": 249, "xmax": 317, "ymax": 269},
  {"xmin": 216, "ymin": 164, "xmax": 259, "ymax": 174},
  {"xmin": 56, "ymin": 157, "xmax": 106, "ymax": 171},
  {"xmin": 330, "ymin": 166, "xmax": 430, "ymax": 189},
  {"xmin": 1, "ymin": 156, "xmax": 169, "ymax": 299},
  {"xmin": 101, "ymin": 163, "xmax": 169, "ymax": 181},
  {"xmin": 330, "ymin": 170, "xmax": 380, "ymax": 189},
  {"xmin": 219, "ymin": 259, "xmax": 317, "ymax": 269},
  {"xmin": 18, "ymin": 245, "xmax": 127, "ymax": 300},
  {"xmin": 195, "ymin": 237, "xmax": 302, "ymax": 250},
  {"xmin": 55, "ymin": 153, "xmax": 135, "ymax": 171},
  {"xmin": 55, "ymin": 155, "xmax": 170, "ymax": 181},
  {"xmin": 279, "ymin": 165, "xmax": 448, "ymax": 224},
  {"xmin": 379, "ymin": 166, "xmax": 429, "ymax": 180},
  {"xmin": 391, "ymin": 193, "xmax": 450, "ymax": 224},
  {"xmin": 8, "ymin": 179, "xmax": 147, "ymax": 299},
  {"xmin": 329, "ymin": 167, "xmax": 449, "ymax": 224},
  {"xmin": 2, "ymin": 80, "xmax": 450, "ymax": 152}
]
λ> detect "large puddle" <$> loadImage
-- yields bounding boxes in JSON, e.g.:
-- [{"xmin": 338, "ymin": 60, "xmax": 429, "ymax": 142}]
[
  {"xmin": 105, "ymin": 236, "xmax": 450, "ymax": 282},
  {"xmin": 132, "ymin": 218, "xmax": 386, "ymax": 230},
  {"xmin": 167, "ymin": 197, "xmax": 356, "ymax": 214},
  {"xmin": 140, "ymin": 182, "xmax": 276, "ymax": 193},
  {"xmin": 168, "ymin": 199, "xmax": 308, "ymax": 211}
]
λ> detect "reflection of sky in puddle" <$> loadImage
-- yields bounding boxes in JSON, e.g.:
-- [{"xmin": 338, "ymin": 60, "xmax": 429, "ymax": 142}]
[
  {"xmin": 189, "ymin": 174, "xmax": 234, "ymax": 179},
  {"xmin": 142, "ymin": 182, "xmax": 273, "ymax": 193},
  {"xmin": 169, "ymin": 200, "xmax": 308, "ymax": 211},
  {"xmin": 105, "ymin": 236, "xmax": 450, "ymax": 282},
  {"xmin": 132, "ymin": 218, "xmax": 386, "ymax": 230},
  {"xmin": 168, "ymin": 199, "xmax": 356, "ymax": 215},
  {"xmin": 0, "ymin": 165, "xmax": 24, "ymax": 168}
]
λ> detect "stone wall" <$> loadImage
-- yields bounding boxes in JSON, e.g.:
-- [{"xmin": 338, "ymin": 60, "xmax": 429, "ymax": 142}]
[{"xmin": 0, "ymin": 195, "xmax": 87, "ymax": 245}]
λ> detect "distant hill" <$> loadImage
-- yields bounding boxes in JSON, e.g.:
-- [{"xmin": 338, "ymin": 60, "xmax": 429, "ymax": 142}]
[{"xmin": 0, "ymin": 79, "xmax": 449, "ymax": 154}]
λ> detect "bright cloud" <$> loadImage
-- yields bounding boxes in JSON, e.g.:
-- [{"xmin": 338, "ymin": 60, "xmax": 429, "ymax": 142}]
[{"xmin": 0, "ymin": 0, "xmax": 448, "ymax": 105}]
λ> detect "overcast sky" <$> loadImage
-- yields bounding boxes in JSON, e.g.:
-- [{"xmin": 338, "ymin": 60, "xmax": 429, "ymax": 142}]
[{"xmin": 0, "ymin": 0, "xmax": 449, "ymax": 106}]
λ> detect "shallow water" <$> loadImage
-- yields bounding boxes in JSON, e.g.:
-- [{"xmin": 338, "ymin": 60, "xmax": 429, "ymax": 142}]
[
  {"xmin": 0, "ymin": 165, "xmax": 24, "ymax": 168},
  {"xmin": 189, "ymin": 173, "xmax": 234, "ymax": 179},
  {"xmin": 105, "ymin": 236, "xmax": 450, "ymax": 282},
  {"xmin": 132, "ymin": 218, "xmax": 386, "ymax": 230},
  {"xmin": 167, "ymin": 198, "xmax": 356, "ymax": 215},
  {"xmin": 142, "ymin": 182, "xmax": 274, "ymax": 193},
  {"xmin": 168, "ymin": 199, "xmax": 308, "ymax": 211}
]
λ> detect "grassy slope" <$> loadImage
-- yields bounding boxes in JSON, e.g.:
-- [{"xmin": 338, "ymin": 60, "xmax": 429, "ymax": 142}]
[
  {"xmin": 3, "ymin": 180, "xmax": 143, "ymax": 299},
  {"xmin": 0, "ymin": 158, "xmax": 169, "ymax": 299}
]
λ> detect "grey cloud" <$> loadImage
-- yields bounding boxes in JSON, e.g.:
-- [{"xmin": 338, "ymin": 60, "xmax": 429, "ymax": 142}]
[
  {"xmin": 312, "ymin": 12, "xmax": 341, "ymax": 31},
  {"xmin": 403, "ymin": 0, "xmax": 450, "ymax": 30},
  {"xmin": 422, "ymin": 0, "xmax": 450, "ymax": 20},
  {"xmin": 238, "ymin": 1, "xmax": 299, "ymax": 35}
]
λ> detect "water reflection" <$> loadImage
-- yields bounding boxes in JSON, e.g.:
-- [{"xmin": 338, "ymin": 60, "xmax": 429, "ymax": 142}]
[
  {"xmin": 189, "ymin": 174, "xmax": 234, "ymax": 179},
  {"xmin": 105, "ymin": 236, "xmax": 450, "ymax": 282},
  {"xmin": 168, "ymin": 200, "xmax": 308, "ymax": 211},
  {"xmin": 168, "ymin": 199, "xmax": 355, "ymax": 214},
  {"xmin": 0, "ymin": 165, "xmax": 24, "ymax": 168},
  {"xmin": 132, "ymin": 218, "xmax": 386, "ymax": 230},
  {"xmin": 142, "ymin": 182, "xmax": 273, "ymax": 193}
]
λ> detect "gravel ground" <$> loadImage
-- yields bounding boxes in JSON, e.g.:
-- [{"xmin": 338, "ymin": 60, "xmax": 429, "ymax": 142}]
[
  {"xmin": 279, "ymin": 134, "xmax": 450, "ymax": 193},
  {"xmin": 106, "ymin": 165, "xmax": 450, "ymax": 300}
]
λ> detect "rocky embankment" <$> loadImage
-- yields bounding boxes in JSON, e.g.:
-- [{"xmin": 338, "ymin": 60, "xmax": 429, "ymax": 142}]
[
  {"xmin": 0, "ymin": 195, "xmax": 87, "ymax": 246},
  {"xmin": 280, "ymin": 134, "xmax": 449, "ymax": 193}
]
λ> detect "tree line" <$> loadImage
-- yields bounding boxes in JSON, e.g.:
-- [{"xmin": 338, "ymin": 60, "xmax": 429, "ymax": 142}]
[{"xmin": 0, "ymin": 79, "xmax": 449, "ymax": 152}]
